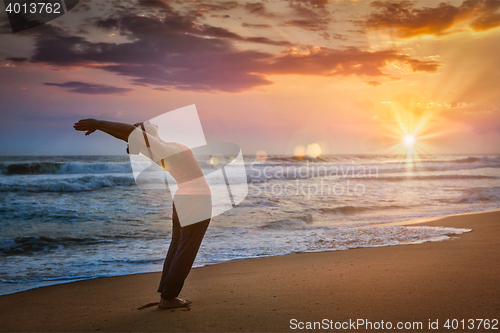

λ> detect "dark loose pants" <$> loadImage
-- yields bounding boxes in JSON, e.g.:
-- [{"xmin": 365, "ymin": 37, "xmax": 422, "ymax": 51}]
[{"xmin": 157, "ymin": 205, "xmax": 210, "ymax": 300}]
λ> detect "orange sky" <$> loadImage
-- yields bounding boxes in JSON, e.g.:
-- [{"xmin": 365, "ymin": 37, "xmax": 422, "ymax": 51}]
[{"xmin": 1, "ymin": 0, "xmax": 499, "ymax": 155}]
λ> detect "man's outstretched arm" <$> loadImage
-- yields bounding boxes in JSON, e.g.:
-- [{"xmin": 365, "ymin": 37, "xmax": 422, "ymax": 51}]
[
  {"xmin": 74, "ymin": 119, "xmax": 136, "ymax": 142},
  {"xmin": 74, "ymin": 118, "xmax": 182, "ymax": 163}
]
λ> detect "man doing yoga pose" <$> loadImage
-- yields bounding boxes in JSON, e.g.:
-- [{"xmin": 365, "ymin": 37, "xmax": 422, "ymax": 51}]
[{"xmin": 74, "ymin": 118, "xmax": 211, "ymax": 309}]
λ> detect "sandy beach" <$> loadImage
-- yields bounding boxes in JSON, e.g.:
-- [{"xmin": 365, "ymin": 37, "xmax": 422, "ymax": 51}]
[{"xmin": 1, "ymin": 210, "xmax": 499, "ymax": 332}]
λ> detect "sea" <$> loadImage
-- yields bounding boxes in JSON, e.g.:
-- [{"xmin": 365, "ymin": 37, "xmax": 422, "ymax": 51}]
[{"xmin": 1, "ymin": 154, "xmax": 499, "ymax": 295}]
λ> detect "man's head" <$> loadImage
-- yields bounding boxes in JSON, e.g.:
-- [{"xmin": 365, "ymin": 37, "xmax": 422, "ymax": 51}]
[
  {"xmin": 134, "ymin": 122, "xmax": 161, "ymax": 141},
  {"xmin": 127, "ymin": 122, "xmax": 163, "ymax": 154}
]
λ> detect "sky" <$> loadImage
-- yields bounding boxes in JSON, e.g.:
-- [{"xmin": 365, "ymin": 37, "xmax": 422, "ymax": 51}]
[{"xmin": 0, "ymin": 0, "xmax": 500, "ymax": 156}]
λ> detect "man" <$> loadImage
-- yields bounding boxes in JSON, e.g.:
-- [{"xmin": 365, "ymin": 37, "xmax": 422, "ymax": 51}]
[{"xmin": 74, "ymin": 118, "xmax": 211, "ymax": 309}]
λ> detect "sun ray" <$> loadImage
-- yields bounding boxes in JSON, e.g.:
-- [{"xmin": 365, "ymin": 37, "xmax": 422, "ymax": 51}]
[{"xmin": 377, "ymin": 99, "xmax": 446, "ymax": 172}]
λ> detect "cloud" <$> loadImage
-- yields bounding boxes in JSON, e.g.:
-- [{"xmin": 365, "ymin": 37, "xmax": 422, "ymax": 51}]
[
  {"xmin": 31, "ymin": 25, "xmax": 270, "ymax": 92},
  {"xmin": 199, "ymin": 26, "xmax": 293, "ymax": 46},
  {"xmin": 470, "ymin": 12, "xmax": 500, "ymax": 31},
  {"xmin": 282, "ymin": 19, "xmax": 329, "ymax": 31},
  {"xmin": 242, "ymin": 23, "xmax": 272, "ymax": 28},
  {"xmin": 5, "ymin": 57, "xmax": 28, "ymax": 62},
  {"xmin": 318, "ymin": 32, "xmax": 346, "ymax": 41},
  {"xmin": 365, "ymin": 80, "xmax": 382, "ymax": 87},
  {"xmin": 288, "ymin": 0, "xmax": 330, "ymax": 17},
  {"xmin": 331, "ymin": 33, "xmax": 347, "ymax": 41},
  {"xmin": 97, "ymin": 52, "xmax": 274, "ymax": 92},
  {"xmin": 44, "ymin": 81, "xmax": 133, "ymax": 95},
  {"xmin": 25, "ymin": 6, "xmax": 440, "ymax": 93},
  {"xmin": 405, "ymin": 59, "xmax": 439, "ymax": 72},
  {"xmin": 319, "ymin": 32, "xmax": 329, "ymax": 40},
  {"xmin": 265, "ymin": 47, "xmax": 440, "ymax": 77},
  {"xmin": 289, "ymin": 0, "xmax": 331, "ymax": 9},
  {"xmin": 94, "ymin": 11, "xmax": 291, "ymax": 47},
  {"xmin": 284, "ymin": 0, "xmax": 333, "ymax": 31},
  {"xmin": 194, "ymin": 1, "xmax": 239, "ymax": 12},
  {"xmin": 137, "ymin": 0, "xmax": 174, "ymax": 11},
  {"xmin": 243, "ymin": 2, "xmax": 277, "ymax": 18},
  {"xmin": 362, "ymin": 0, "xmax": 500, "ymax": 38}
]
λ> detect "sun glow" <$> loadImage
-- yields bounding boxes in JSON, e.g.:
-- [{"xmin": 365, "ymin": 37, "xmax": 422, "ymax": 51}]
[
  {"xmin": 404, "ymin": 135, "xmax": 415, "ymax": 146},
  {"xmin": 378, "ymin": 101, "xmax": 444, "ymax": 171}
]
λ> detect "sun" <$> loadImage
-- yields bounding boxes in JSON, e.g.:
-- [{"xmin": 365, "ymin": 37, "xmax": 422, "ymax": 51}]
[
  {"xmin": 378, "ymin": 98, "xmax": 448, "ymax": 171},
  {"xmin": 404, "ymin": 135, "xmax": 415, "ymax": 146}
]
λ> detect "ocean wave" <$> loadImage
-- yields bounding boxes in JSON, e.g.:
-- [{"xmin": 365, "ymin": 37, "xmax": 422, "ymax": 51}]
[
  {"xmin": 456, "ymin": 196, "xmax": 493, "ymax": 204},
  {"xmin": 375, "ymin": 156, "xmax": 500, "ymax": 165},
  {"xmin": 258, "ymin": 155, "xmax": 500, "ymax": 165},
  {"xmin": 1, "ymin": 162, "xmax": 132, "ymax": 175},
  {"xmin": 0, "ymin": 233, "xmax": 165, "ymax": 256},
  {"xmin": 247, "ymin": 163, "xmax": 498, "ymax": 182},
  {"xmin": 0, "ymin": 236, "xmax": 104, "ymax": 255},
  {"xmin": 1, "ymin": 170, "xmax": 495, "ymax": 193},
  {"xmin": 317, "ymin": 205, "xmax": 370, "ymax": 215},
  {"xmin": 3, "ymin": 156, "xmax": 499, "ymax": 179},
  {"xmin": 446, "ymin": 156, "xmax": 500, "ymax": 164},
  {"xmin": 0, "ymin": 175, "xmax": 136, "ymax": 192},
  {"xmin": 258, "ymin": 218, "xmax": 309, "ymax": 230},
  {"xmin": 237, "ymin": 197, "xmax": 281, "ymax": 208},
  {"xmin": 453, "ymin": 187, "xmax": 499, "ymax": 204},
  {"xmin": 246, "ymin": 155, "xmax": 500, "ymax": 182},
  {"xmin": 266, "ymin": 156, "xmax": 327, "ymax": 163},
  {"xmin": 364, "ymin": 174, "xmax": 498, "ymax": 182},
  {"xmin": 315, "ymin": 204, "xmax": 406, "ymax": 215},
  {"xmin": 304, "ymin": 225, "xmax": 472, "ymax": 251},
  {"xmin": 257, "ymin": 205, "xmax": 407, "ymax": 229}
]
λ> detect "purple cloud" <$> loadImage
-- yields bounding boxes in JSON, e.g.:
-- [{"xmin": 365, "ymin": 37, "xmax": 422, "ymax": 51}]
[
  {"xmin": 5, "ymin": 57, "xmax": 28, "ymax": 62},
  {"xmin": 44, "ymin": 81, "xmax": 133, "ymax": 95}
]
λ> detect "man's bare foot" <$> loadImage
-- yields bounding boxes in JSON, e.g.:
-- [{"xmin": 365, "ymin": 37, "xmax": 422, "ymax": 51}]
[{"xmin": 158, "ymin": 297, "xmax": 191, "ymax": 309}]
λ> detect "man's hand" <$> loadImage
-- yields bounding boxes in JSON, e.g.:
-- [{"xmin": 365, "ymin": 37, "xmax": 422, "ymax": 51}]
[
  {"xmin": 74, "ymin": 119, "xmax": 99, "ymax": 136},
  {"xmin": 74, "ymin": 119, "xmax": 136, "ymax": 142}
]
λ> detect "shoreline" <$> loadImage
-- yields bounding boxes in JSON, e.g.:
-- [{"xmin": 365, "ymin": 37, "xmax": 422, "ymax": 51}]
[
  {"xmin": 1, "ymin": 207, "xmax": 496, "ymax": 297},
  {"xmin": 0, "ymin": 208, "xmax": 490, "ymax": 297},
  {"xmin": 1, "ymin": 209, "xmax": 499, "ymax": 332},
  {"xmin": 360, "ymin": 207, "xmax": 500, "ymax": 228}
]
